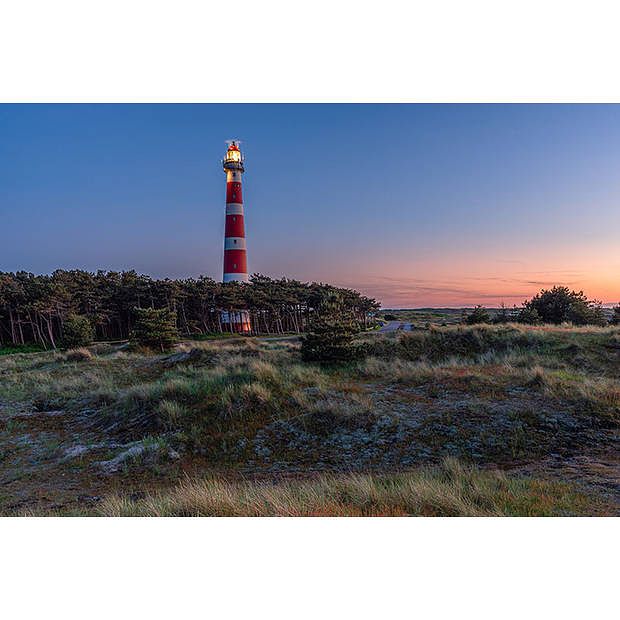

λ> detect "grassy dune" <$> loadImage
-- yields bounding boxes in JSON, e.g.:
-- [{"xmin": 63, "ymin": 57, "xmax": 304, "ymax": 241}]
[
  {"xmin": 1, "ymin": 324, "xmax": 618, "ymax": 515},
  {"xmin": 28, "ymin": 459, "xmax": 599, "ymax": 517}
]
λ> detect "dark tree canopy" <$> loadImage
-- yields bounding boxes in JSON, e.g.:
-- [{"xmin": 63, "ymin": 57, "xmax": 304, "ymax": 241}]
[
  {"xmin": 519, "ymin": 286, "xmax": 606, "ymax": 326},
  {"xmin": 0, "ymin": 270, "xmax": 380, "ymax": 349}
]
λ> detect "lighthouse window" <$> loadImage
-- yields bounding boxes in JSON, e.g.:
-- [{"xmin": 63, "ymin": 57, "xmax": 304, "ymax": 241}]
[
  {"xmin": 232, "ymin": 216, "xmax": 236, "ymax": 221},
  {"xmin": 233, "ymin": 263, "xmax": 237, "ymax": 269},
  {"xmin": 234, "ymin": 239, "xmax": 237, "ymax": 244}
]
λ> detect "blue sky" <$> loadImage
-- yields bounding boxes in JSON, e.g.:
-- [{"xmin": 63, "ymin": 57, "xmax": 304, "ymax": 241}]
[{"xmin": 1, "ymin": 104, "xmax": 619, "ymax": 306}]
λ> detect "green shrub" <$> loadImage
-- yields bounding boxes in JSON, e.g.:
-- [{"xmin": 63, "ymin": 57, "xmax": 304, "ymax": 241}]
[
  {"xmin": 520, "ymin": 286, "xmax": 606, "ymax": 326},
  {"xmin": 130, "ymin": 307, "xmax": 178, "ymax": 352},
  {"xmin": 610, "ymin": 304, "xmax": 620, "ymax": 326},
  {"xmin": 301, "ymin": 296, "xmax": 361, "ymax": 363},
  {"xmin": 517, "ymin": 305, "xmax": 541, "ymax": 325},
  {"xmin": 62, "ymin": 314, "xmax": 94, "ymax": 348},
  {"xmin": 465, "ymin": 306, "xmax": 491, "ymax": 325}
]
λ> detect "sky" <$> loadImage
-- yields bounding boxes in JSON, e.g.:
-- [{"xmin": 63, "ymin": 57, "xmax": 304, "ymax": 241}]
[{"xmin": 0, "ymin": 103, "xmax": 619, "ymax": 307}]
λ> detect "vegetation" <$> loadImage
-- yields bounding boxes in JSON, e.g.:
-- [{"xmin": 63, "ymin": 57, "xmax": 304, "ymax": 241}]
[
  {"xmin": 62, "ymin": 314, "xmax": 94, "ymax": 348},
  {"xmin": 94, "ymin": 459, "xmax": 597, "ymax": 517},
  {"xmin": 492, "ymin": 303, "xmax": 514, "ymax": 324},
  {"xmin": 0, "ymin": 344, "xmax": 44, "ymax": 356},
  {"xmin": 519, "ymin": 286, "xmax": 606, "ymax": 326},
  {"xmin": 465, "ymin": 305, "xmax": 491, "ymax": 325},
  {"xmin": 1, "ymin": 322, "xmax": 618, "ymax": 515},
  {"xmin": 130, "ymin": 307, "xmax": 178, "ymax": 352},
  {"xmin": 376, "ymin": 289, "xmax": 615, "ymax": 329},
  {"xmin": 611, "ymin": 304, "xmax": 620, "ymax": 326},
  {"xmin": 301, "ymin": 294, "xmax": 361, "ymax": 362},
  {"xmin": 0, "ymin": 270, "xmax": 379, "ymax": 348}
]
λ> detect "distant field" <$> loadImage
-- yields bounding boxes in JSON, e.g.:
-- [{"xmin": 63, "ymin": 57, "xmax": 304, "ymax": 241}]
[
  {"xmin": 1, "ymin": 323, "xmax": 618, "ymax": 516},
  {"xmin": 381, "ymin": 307, "xmax": 615, "ymax": 325},
  {"xmin": 381, "ymin": 308, "xmax": 467, "ymax": 324}
]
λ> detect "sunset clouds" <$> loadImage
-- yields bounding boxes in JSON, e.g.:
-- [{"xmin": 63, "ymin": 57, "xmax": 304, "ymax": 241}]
[{"xmin": 1, "ymin": 104, "xmax": 618, "ymax": 307}]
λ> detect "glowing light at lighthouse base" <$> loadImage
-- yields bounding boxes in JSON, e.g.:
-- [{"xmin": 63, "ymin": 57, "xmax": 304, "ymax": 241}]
[{"xmin": 220, "ymin": 309, "xmax": 251, "ymax": 332}]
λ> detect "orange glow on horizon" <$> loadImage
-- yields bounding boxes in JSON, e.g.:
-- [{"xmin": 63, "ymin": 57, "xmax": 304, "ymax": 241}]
[{"xmin": 319, "ymin": 246, "xmax": 620, "ymax": 308}]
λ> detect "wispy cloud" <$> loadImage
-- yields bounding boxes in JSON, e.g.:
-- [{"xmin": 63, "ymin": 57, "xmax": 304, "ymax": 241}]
[{"xmin": 333, "ymin": 271, "xmax": 593, "ymax": 307}]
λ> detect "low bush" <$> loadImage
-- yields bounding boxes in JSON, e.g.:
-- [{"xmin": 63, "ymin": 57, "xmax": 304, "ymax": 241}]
[
  {"xmin": 62, "ymin": 314, "xmax": 94, "ymax": 348},
  {"xmin": 65, "ymin": 347, "xmax": 93, "ymax": 362},
  {"xmin": 465, "ymin": 306, "xmax": 491, "ymax": 325}
]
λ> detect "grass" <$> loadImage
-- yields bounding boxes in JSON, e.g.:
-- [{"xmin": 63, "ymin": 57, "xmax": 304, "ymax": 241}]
[
  {"xmin": 91, "ymin": 459, "xmax": 599, "ymax": 517},
  {"xmin": 0, "ymin": 344, "xmax": 45, "ymax": 356},
  {"xmin": 1, "ymin": 323, "xmax": 618, "ymax": 516}
]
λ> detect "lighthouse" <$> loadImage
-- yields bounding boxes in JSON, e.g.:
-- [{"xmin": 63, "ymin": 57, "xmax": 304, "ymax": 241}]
[
  {"xmin": 221, "ymin": 141, "xmax": 251, "ymax": 332},
  {"xmin": 222, "ymin": 141, "xmax": 248, "ymax": 283}
]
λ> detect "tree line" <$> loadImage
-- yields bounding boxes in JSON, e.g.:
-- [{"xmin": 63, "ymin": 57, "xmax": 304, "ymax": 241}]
[
  {"xmin": 464, "ymin": 286, "xmax": 619, "ymax": 326},
  {"xmin": 0, "ymin": 270, "xmax": 380, "ymax": 349}
]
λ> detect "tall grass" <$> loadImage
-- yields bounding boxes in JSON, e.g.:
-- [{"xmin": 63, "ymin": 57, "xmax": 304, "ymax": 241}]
[{"xmin": 97, "ymin": 459, "xmax": 597, "ymax": 517}]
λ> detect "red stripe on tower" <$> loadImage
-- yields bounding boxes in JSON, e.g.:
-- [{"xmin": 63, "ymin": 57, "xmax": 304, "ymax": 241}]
[{"xmin": 222, "ymin": 141, "xmax": 248, "ymax": 283}]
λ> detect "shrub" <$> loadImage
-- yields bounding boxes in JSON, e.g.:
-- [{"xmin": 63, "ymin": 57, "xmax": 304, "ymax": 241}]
[
  {"xmin": 130, "ymin": 307, "xmax": 178, "ymax": 352},
  {"xmin": 517, "ymin": 305, "xmax": 541, "ymax": 325},
  {"xmin": 610, "ymin": 304, "xmax": 620, "ymax": 325},
  {"xmin": 62, "ymin": 314, "xmax": 94, "ymax": 348},
  {"xmin": 383, "ymin": 314, "xmax": 398, "ymax": 321},
  {"xmin": 465, "ymin": 306, "xmax": 491, "ymax": 325},
  {"xmin": 65, "ymin": 347, "xmax": 93, "ymax": 362},
  {"xmin": 520, "ymin": 286, "xmax": 606, "ymax": 326},
  {"xmin": 301, "ymin": 295, "xmax": 361, "ymax": 363}
]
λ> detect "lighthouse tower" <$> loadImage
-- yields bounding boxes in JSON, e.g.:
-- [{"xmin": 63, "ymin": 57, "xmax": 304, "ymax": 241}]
[
  {"xmin": 221, "ymin": 141, "xmax": 251, "ymax": 333},
  {"xmin": 222, "ymin": 141, "xmax": 248, "ymax": 283}
]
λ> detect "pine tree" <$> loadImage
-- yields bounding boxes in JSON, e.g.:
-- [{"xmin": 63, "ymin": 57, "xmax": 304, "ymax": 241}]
[
  {"xmin": 62, "ymin": 314, "xmax": 94, "ymax": 348},
  {"xmin": 465, "ymin": 305, "xmax": 491, "ymax": 325},
  {"xmin": 301, "ymin": 294, "xmax": 360, "ymax": 362},
  {"xmin": 130, "ymin": 307, "xmax": 178, "ymax": 352}
]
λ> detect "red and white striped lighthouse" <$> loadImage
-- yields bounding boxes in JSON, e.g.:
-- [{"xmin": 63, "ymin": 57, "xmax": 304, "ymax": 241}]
[
  {"xmin": 222, "ymin": 141, "xmax": 248, "ymax": 283},
  {"xmin": 220, "ymin": 140, "xmax": 251, "ymax": 332}
]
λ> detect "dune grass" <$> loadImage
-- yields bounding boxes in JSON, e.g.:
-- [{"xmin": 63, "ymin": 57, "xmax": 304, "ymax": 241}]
[
  {"xmin": 2, "ymin": 324, "xmax": 618, "ymax": 516},
  {"xmin": 95, "ymin": 459, "xmax": 598, "ymax": 517}
]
